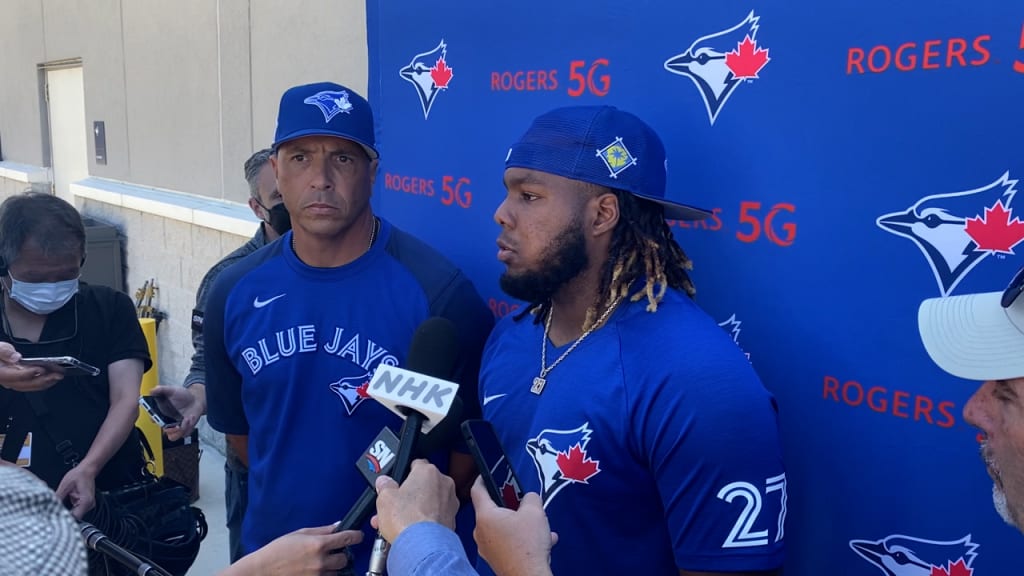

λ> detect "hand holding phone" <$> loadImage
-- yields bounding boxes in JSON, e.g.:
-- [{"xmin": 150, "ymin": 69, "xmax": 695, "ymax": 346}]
[
  {"xmin": 461, "ymin": 419, "xmax": 525, "ymax": 510},
  {"xmin": 139, "ymin": 395, "xmax": 183, "ymax": 429},
  {"xmin": 18, "ymin": 356, "xmax": 100, "ymax": 377}
]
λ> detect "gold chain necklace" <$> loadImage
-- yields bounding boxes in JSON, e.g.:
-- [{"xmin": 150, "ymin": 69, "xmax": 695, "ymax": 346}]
[{"xmin": 531, "ymin": 297, "xmax": 622, "ymax": 395}]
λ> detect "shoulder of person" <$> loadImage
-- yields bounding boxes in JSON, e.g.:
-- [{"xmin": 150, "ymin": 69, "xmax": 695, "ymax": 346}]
[
  {"xmin": 208, "ymin": 240, "xmax": 285, "ymax": 301},
  {"xmin": 384, "ymin": 225, "xmax": 460, "ymax": 271},
  {"xmin": 617, "ymin": 290, "xmax": 748, "ymax": 367},
  {"xmin": 77, "ymin": 282, "xmax": 131, "ymax": 310}
]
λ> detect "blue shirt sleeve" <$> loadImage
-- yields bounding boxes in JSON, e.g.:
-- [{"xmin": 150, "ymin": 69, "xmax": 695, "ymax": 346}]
[
  {"xmin": 387, "ymin": 522, "xmax": 479, "ymax": 576},
  {"xmin": 629, "ymin": 321, "xmax": 786, "ymax": 572},
  {"xmin": 203, "ymin": 261, "xmax": 249, "ymax": 436}
]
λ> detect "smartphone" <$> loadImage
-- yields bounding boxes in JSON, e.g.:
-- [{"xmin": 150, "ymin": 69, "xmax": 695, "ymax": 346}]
[
  {"xmin": 461, "ymin": 419, "xmax": 524, "ymax": 510},
  {"xmin": 139, "ymin": 395, "xmax": 183, "ymax": 429},
  {"xmin": 19, "ymin": 356, "xmax": 100, "ymax": 377}
]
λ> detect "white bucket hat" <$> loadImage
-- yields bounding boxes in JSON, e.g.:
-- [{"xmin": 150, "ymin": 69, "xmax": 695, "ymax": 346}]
[{"xmin": 918, "ymin": 266, "xmax": 1024, "ymax": 381}]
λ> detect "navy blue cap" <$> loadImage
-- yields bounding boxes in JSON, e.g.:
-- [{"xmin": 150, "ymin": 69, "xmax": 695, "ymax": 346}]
[
  {"xmin": 272, "ymin": 82, "xmax": 379, "ymax": 159},
  {"xmin": 505, "ymin": 106, "xmax": 711, "ymax": 221}
]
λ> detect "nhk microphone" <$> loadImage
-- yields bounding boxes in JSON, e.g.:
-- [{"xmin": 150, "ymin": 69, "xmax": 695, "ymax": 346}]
[{"xmin": 365, "ymin": 317, "xmax": 461, "ymax": 576}]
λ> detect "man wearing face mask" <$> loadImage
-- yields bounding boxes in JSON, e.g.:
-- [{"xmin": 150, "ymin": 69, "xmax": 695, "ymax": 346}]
[
  {"xmin": 0, "ymin": 192, "xmax": 152, "ymax": 523},
  {"xmin": 149, "ymin": 148, "xmax": 290, "ymax": 563}
]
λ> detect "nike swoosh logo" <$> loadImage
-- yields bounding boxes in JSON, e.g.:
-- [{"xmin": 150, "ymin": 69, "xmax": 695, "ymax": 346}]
[
  {"xmin": 482, "ymin": 393, "xmax": 508, "ymax": 406},
  {"xmin": 253, "ymin": 294, "xmax": 286, "ymax": 309}
]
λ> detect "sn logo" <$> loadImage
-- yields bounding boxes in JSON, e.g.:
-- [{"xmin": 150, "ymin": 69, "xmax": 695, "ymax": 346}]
[{"xmin": 366, "ymin": 440, "xmax": 396, "ymax": 473}]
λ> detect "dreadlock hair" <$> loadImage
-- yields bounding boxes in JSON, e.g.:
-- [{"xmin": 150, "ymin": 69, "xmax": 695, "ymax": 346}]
[{"xmin": 515, "ymin": 183, "xmax": 697, "ymax": 331}]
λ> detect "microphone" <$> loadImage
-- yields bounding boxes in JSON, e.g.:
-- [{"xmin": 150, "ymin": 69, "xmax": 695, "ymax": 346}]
[
  {"xmin": 365, "ymin": 317, "xmax": 461, "ymax": 576},
  {"xmin": 80, "ymin": 522, "xmax": 173, "ymax": 576},
  {"xmin": 332, "ymin": 396, "xmax": 465, "ymax": 534}
]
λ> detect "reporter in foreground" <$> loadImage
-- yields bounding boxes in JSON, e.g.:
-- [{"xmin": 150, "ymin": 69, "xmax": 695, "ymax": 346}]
[
  {"xmin": 216, "ymin": 525, "xmax": 363, "ymax": 576},
  {"xmin": 373, "ymin": 459, "xmax": 557, "ymax": 576},
  {"xmin": 217, "ymin": 459, "xmax": 556, "ymax": 576}
]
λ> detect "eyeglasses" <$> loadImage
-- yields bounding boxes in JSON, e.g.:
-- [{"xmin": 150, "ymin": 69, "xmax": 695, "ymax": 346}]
[{"xmin": 1001, "ymin": 267, "xmax": 1024, "ymax": 309}]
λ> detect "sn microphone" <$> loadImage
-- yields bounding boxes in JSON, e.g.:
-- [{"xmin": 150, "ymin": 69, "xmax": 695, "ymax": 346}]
[
  {"xmin": 334, "ymin": 396, "xmax": 464, "ymax": 535},
  {"xmin": 80, "ymin": 522, "xmax": 173, "ymax": 576},
  {"xmin": 365, "ymin": 317, "xmax": 461, "ymax": 576}
]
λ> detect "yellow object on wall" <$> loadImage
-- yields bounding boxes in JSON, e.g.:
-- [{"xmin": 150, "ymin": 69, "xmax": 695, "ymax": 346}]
[{"xmin": 134, "ymin": 318, "xmax": 163, "ymax": 476}]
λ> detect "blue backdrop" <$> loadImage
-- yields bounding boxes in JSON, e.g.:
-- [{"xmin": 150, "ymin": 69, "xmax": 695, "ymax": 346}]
[{"xmin": 366, "ymin": 1, "xmax": 1024, "ymax": 573}]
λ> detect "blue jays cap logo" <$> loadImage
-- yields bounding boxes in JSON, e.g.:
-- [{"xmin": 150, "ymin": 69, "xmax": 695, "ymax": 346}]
[
  {"xmin": 399, "ymin": 40, "xmax": 454, "ymax": 119},
  {"xmin": 526, "ymin": 422, "xmax": 601, "ymax": 507},
  {"xmin": 303, "ymin": 90, "xmax": 354, "ymax": 123},
  {"xmin": 850, "ymin": 533, "xmax": 977, "ymax": 576},
  {"xmin": 878, "ymin": 171, "xmax": 1023, "ymax": 296},
  {"xmin": 664, "ymin": 10, "xmax": 771, "ymax": 125},
  {"xmin": 328, "ymin": 371, "xmax": 372, "ymax": 415},
  {"xmin": 596, "ymin": 137, "xmax": 638, "ymax": 179}
]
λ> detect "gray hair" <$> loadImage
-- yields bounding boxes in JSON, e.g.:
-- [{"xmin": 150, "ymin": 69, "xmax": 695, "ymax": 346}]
[
  {"xmin": 243, "ymin": 148, "xmax": 274, "ymax": 200},
  {"xmin": 0, "ymin": 192, "xmax": 85, "ymax": 268}
]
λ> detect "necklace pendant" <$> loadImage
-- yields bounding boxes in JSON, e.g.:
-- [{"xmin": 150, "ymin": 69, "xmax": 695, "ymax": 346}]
[{"xmin": 531, "ymin": 376, "xmax": 547, "ymax": 395}]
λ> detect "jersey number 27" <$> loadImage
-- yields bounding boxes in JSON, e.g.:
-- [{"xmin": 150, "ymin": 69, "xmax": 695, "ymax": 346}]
[{"xmin": 717, "ymin": 473, "xmax": 787, "ymax": 548}]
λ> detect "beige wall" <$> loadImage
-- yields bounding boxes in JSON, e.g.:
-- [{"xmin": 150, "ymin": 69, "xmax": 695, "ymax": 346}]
[
  {"xmin": 0, "ymin": 0, "xmax": 369, "ymax": 446},
  {"xmin": 122, "ymin": 1, "xmax": 223, "ymax": 198},
  {"xmin": 0, "ymin": 1, "xmax": 46, "ymax": 166},
  {"xmin": 0, "ymin": 0, "xmax": 368, "ymax": 202},
  {"xmin": 250, "ymin": 1, "xmax": 369, "ymax": 150}
]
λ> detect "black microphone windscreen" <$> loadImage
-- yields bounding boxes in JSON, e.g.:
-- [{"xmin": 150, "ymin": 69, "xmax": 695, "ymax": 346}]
[
  {"xmin": 405, "ymin": 317, "xmax": 459, "ymax": 379},
  {"xmin": 416, "ymin": 395, "xmax": 464, "ymax": 456}
]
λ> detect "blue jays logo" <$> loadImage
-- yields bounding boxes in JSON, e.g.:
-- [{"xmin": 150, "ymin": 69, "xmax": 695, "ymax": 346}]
[
  {"xmin": 596, "ymin": 137, "xmax": 637, "ymax": 179},
  {"xmin": 664, "ymin": 11, "xmax": 771, "ymax": 125},
  {"xmin": 494, "ymin": 463, "xmax": 523, "ymax": 510},
  {"xmin": 877, "ymin": 171, "xmax": 1023, "ymax": 296},
  {"xmin": 718, "ymin": 313, "xmax": 751, "ymax": 360},
  {"xmin": 303, "ymin": 90, "xmax": 354, "ymax": 123},
  {"xmin": 328, "ymin": 371, "xmax": 372, "ymax": 415},
  {"xmin": 526, "ymin": 422, "xmax": 601, "ymax": 507},
  {"xmin": 399, "ymin": 40, "xmax": 454, "ymax": 119},
  {"xmin": 850, "ymin": 533, "xmax": 978, "ymax": 576}
]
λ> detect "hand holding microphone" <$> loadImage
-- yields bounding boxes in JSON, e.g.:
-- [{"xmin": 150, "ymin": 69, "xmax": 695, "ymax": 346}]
[{"xmin": 371, "ymin": 459, "xmax": 459, "ymax": 543}]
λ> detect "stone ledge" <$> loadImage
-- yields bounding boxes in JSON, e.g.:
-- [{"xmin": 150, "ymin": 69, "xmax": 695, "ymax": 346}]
[
  {"xmin": 0, "ymin": 161, "xmax": 50, "ymax": 183},
  {"xmin": 71, "ymin": 177, "xmax": 259, "ymax": 238}
]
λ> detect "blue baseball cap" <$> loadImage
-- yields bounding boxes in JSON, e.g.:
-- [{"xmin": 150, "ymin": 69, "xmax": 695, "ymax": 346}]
[
  {"xmin": 272, "ymin": 82, "xmax": 379, "ymax": 159},
  {"xmin": 505, "ymin": 105, "xmax": 711, "ymax": 221}
]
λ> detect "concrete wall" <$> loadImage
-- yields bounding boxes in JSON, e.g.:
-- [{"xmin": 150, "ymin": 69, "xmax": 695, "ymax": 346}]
[
  {"xmin": 0, "ymin": 1, "xmax": 46, "ymax": 166},
  {"xmin": 0, "ymin": 0, "xmax": 368, "ymax": 200},
  {"xmin": 0, "ymin": 0, "xmax": 370, "ymax": 449}
]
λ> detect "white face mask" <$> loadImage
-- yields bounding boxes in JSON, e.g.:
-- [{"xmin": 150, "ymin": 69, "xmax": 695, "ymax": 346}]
[{"xmin": 7, "ymin": 272, "xmax": 79, "ymax": 315}]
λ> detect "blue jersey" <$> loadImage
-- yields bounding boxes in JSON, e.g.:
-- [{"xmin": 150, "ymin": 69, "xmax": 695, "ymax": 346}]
[
  {"xmin": 479, "ymin": 288, "xmax": 786, "ymax": 574},
  {"xmin": 204, "ymin": 220, "xmax": 493, "ymax": 571}
]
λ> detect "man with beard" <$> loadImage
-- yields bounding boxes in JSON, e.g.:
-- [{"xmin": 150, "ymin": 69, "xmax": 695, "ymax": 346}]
[
  {"xmin": 919, "ymin": 265, "xmax": 1024, "ymax": 533},
  {"xmin": 480, "ymin": 105, "xmax": 786, "ymax": 575}
]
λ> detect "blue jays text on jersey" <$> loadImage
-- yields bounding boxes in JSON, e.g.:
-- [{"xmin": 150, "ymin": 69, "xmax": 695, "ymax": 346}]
[
  {"xmin": 239, "ymin": 323, "xmax": 398, "ymax": 375},
  {"xmin": 202, "ymin": 220, "xmax": 494, "ymax": 574}
]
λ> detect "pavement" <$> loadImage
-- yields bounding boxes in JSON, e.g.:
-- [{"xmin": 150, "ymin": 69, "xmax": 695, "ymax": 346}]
[{"xmin": 186, "ymin": 443, "xmax": 231, "ymax": 575}]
